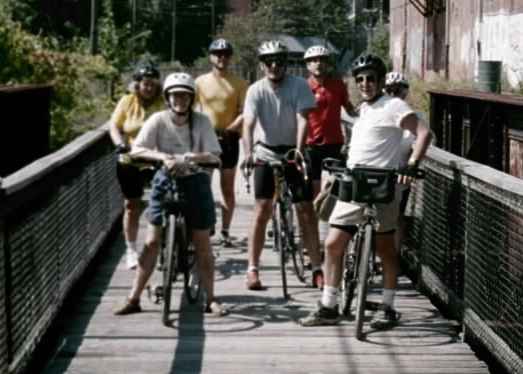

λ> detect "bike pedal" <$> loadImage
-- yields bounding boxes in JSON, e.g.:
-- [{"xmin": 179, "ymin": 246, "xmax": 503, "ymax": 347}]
[
  {"xmin": 153, "ymin": 285, "xmax": 163, "ymax": 304},
  {"xmin": 365, "ymin": 300, "xmax": 381, "ymax": 311}
]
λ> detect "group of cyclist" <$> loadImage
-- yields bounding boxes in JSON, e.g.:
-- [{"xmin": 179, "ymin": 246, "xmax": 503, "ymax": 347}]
[{"xmin": 109, "ymin": 37, "xmax": 432, "ymax": 328}]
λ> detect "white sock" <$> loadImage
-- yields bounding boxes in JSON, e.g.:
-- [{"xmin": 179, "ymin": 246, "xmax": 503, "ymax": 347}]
[
  {"xmin": 382, "ymin": 288, "xmax": 396, "ymax": 309},
  {"xmin": 248, "ymin": 265, "xmax": 258, "ymax": 273},
  {"xmin": 125, "ymin": 240, "xmax": 137, "ymax": 252},
  {"xmin": 321, "ymin": 286, "xmax": 338, "ymax": 309}
]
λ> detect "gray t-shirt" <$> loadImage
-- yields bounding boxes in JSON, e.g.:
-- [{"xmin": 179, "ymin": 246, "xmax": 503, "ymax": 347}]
[
  {"xmin": 134, "ymin": 110, "xmax": 221, "ymax": 155},
  {"xmin": 243, "ymin": 75, "xmax": 316, "ymax": 146}
]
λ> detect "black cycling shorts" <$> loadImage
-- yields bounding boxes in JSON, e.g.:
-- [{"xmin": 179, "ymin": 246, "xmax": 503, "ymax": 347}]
[
  {"xmin": 116, "ymin": 162, "xmax": 154, "ymax": 199},
  {"xmin": 305, "ymin": 144, "xmax": 345, "ymax": 181},
  {"xmin": 254, "ymin": 160, "xmax": 313, "ymax": 203},
  {"xmin": 216, "ymin": 130, "xmax": 240, "ymax": 169}
]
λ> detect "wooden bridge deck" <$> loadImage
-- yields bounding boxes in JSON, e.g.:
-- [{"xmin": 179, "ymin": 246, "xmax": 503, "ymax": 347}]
[{"xmin": 39, "ymin": 175, "xmax": 491, "ymax": 374}]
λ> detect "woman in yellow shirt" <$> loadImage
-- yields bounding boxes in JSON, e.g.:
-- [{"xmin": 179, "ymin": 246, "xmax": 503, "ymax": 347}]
[{"xmin": 109, "ymin": 61, "xmax": 164, "ymax": 270}]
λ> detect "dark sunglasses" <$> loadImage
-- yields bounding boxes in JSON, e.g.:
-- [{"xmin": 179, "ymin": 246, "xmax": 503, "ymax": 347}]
[
  {"xmin": 262, "ymin": 57, "xmax": 287, "ymax": 67},
  {"xmin": 355, "ymin": 74, "xmax": 377, "ymax": 84},
  {"xmin": 212, "ymin": 51, "xmax": 232, "ymax": 58}
]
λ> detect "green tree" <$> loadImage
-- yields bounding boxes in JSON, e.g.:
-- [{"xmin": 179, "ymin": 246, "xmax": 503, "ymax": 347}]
[{"xmin": 367, "ymin": 20, "xmax": 391, "ymax": 70}]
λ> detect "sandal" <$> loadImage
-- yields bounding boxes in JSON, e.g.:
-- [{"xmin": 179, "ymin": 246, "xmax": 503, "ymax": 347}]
[{"xmin": 205, "ymin": 300, "xmax": 229, "ymax": 317}]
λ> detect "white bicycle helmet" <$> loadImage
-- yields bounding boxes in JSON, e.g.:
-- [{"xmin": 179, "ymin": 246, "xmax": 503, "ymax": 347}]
[
  {"xmin": 162, "ymin": 72, "xmax": 195, "ymax": 97},
  {"xmin": 304, "ymin": 45, "xmax": 331, "ymax": 61},
  {"xmin": 258, "ymin": 40, "xmax": 288, "ymax": 58},
  {"xmin": 385, "ymin": 72, "xmax": 409, "ymax": 87}
]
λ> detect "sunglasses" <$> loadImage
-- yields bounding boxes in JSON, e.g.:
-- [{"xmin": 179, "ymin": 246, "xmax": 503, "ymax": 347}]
[
  {"xmin": 262, "ymin": 57, "xmax": 287, "ymax": 67},
  {"xmin": 212, "ymin": 51, "xmax": 232, "ymax": 58},
  {"xmin": 355, "ymin": 74, "xmax": 377, "ymax": 84}
]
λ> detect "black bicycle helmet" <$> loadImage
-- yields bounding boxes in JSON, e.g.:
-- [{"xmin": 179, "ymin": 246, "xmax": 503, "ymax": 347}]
[
  {"xmin": 209, "ymin": 38, "xmax": 233, "ymax": 54},
  {"xmin": 351, "ymin": 53, "xmax": 386, "ymax": 78},
  {"xmin": 132, "ymin": 60, "xmax": 160, "ymax": 81}
]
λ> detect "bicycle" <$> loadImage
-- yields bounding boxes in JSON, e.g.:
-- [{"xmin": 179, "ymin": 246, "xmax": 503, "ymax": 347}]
[
  {"xmin": 241, "ymin": 148, "xmax": 307, "ymax": 299},
  {"xmin": 146, "ymin": 162, "xmax": 219, "ymax": 326},
  {"xmin": 322, "ymin": 158, "xmax": 425, "ymax": 339}
]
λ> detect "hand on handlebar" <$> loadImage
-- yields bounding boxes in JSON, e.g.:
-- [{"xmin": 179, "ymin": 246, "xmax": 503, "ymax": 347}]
[
  {"xmin": 397, "ymin": 164, "xmax": 425, "ymax": 185},
  {"xmin": 293, "ymin": 149, "xmax": 308, "ymax": 182},
  {"xmin": 115, "ymin": 143, "xmax": 130, "ymax": 154},
  {"xmin": 163, "ymin": 154, "xmax": 186, "ymax": 173}
]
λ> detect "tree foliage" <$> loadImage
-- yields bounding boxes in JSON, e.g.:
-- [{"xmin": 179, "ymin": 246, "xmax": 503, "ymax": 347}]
[
  {"xmin": 217, "ymin": 0, "xmax": 352, "ymax": 80},
  {"xmin": 0, "ymin": 2, "xmax": 115, "ymax": 149}
]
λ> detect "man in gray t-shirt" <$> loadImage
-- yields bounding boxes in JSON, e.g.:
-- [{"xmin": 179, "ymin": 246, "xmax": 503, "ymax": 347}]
[{"xmin": 242, "ymin": 40, "xmax": 325, "ymax": 291}]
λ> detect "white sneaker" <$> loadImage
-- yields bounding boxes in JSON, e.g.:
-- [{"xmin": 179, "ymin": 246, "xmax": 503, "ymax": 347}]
[{"xmin": 126, "ymin": 248, "xmax": 138, "ymax": 270}]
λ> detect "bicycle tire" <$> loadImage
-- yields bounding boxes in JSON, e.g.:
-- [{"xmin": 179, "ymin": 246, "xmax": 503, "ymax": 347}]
[
  {"xmin": 287, "ymin": 207, "xmax": 306, "ymax": 283},
  {"xmin": 341, "ymin": 235, "xmax": 360, "ymax": 317},
  {"xmin": 273, "ymin": 204, "xmax": 288, "ymax": 299},
  {"xmin": 354, "ymin": 223, "xmax": 374, "ymax": 340},
  {"xmin": 181, "ymin": 220, "xmax": 201, "ymax": 304},
  {"xmin": 162, "ymin": 214, "xmax": 178, "ymax": 326}
]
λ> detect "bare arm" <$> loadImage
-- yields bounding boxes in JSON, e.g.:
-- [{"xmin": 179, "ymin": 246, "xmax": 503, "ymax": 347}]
[
  {"xmin": 109, "ymin": 120, "xmax": 125, "ymax": 147},
  {"xmin": 242, "ymin": 114, "xmax": 256, "ymax": 161},
  {"xmin": 400, "ymin": 113, "xmax": 433, "ymax": 164},
  {"xmin": 226, "ymin": 114, "xmax": 244, "ymax": 132},
  {"xmin": 296, "ymin": 110, "xmax": 309, "ymax": 153}
]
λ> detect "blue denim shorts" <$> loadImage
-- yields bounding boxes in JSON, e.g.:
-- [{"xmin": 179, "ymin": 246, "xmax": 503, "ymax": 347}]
[{"xmin": 147, "ymin": 169, "xmax": 216, "ymax": 230}]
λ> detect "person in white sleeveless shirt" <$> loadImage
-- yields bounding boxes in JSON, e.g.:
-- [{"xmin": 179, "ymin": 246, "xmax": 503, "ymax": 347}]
[{"xmin": 301, "ymin": 55, "xmax": 433, "ymax": 328}]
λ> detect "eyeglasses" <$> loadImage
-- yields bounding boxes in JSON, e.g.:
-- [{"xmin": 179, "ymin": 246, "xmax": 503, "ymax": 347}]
[
  {"xmin": 355, "ymin": 74, "xmax": 377, "ymax": 84},
  {"xmin": 262, "ymin": 57, "xmax": 287, "ymax": 67}
]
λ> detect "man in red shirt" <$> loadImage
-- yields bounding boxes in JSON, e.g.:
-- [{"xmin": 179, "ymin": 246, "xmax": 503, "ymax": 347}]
[{"xmin": 304, "ymin": 45, "xmax": 356, "ymax": 198}]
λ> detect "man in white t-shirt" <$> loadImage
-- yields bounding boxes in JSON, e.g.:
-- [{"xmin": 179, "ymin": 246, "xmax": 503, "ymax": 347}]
[
  {"xmin": 301, "ymin": 54, "xmax": 432, "ymax": 328},
  {"xmin": 242, "ymin": 40, "xmax": 324, "ymax": 290}
]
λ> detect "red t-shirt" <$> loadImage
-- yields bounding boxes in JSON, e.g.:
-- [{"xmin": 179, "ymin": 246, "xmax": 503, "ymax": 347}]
[{"xmin": 306, "ymin": 76, "xmax": 349, "ymax": 145}]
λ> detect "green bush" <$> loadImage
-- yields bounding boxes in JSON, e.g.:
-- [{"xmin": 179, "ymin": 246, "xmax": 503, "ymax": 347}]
[{"xmin": 0, "ymin": 10, "xmax": 115, "ymax": 150}]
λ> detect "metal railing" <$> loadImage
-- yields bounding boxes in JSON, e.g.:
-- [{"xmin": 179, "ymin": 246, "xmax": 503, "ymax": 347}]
[
  {"xmin": 0, "ymin": 125, "xmax": 123, "ymax": 374},
  {"xmin": 403, "ymin": 146, "xmax": 523, "ymax": 374}
]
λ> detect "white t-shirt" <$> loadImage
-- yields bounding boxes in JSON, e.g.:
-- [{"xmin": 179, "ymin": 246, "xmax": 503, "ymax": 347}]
[
  {"xmin": 243, "ymin": 75, "xmax": 316, "ymax": 146},
  {"xmin": 348, "ymin": 96, "xmax": 414, "ymax": 168},
  {"xmin": 134, "ymin": 110, "xmax": 222, "ymax": 155}
]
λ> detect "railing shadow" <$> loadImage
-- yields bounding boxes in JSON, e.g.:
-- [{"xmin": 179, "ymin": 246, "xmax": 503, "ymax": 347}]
[{"xmin": 33, "ymin": 229, "xmax": 124, "ymax": 373}]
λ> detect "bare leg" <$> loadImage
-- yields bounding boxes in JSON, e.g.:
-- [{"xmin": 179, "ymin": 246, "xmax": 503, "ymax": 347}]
[
  {"xmin": 376, "ymin": 233, "xmax": 398, "ymax": 289},
  {"xmin": 312, "ymin": 180, "xmax": 322, "ymax": 200},
  {"xmin": 323, "ymin": 227, "xmax": 352, "ymax": 288},
  {"xmin": 123, "ymin": 198, "xmax": 142, "ymax": 242},
  {"xmin": 192, "ymin": 229, "xmax": 215, "ymax": 302},
  {"xmin": 129, "ymin": 224, "xmax": 161, "ymax": 301},
  {"xmin": 220, "ymin": 168, "xmax": 237, "ymax": 233},
  {"xmin": 247, "ymin": 199, "xmax": 273, "ymax": 269},
  {"xmin": 295, "ymin": 201, "xmax": 322, "ymax": 267}
]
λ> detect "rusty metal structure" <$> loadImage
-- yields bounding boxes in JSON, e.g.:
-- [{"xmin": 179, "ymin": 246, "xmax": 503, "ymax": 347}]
[
  {"xmin": 429, "ymin": 89, "xmax": 523, "ymax": 177},
  {"xmin": 0, "ymin": 85, "xmax": 52, "ymax": 177},
  {"xmin": 390, "ymin": 0, "xmax": 523, "ymax": 88}
]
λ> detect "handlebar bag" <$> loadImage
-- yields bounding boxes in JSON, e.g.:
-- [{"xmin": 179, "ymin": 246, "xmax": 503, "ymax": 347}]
[{"xmin": 351, "ymin": 166, "xmax": 395, "ymax": 204}]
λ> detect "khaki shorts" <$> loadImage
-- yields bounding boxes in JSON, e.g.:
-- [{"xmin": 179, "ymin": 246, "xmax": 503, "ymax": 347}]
[{"xmin": 328, "ymin": 189, "xmax": 401, "ymax": 233}]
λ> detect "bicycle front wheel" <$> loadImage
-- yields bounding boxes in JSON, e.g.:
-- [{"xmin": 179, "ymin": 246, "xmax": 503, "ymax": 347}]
[
  {"xmin": 180, "ymin": 221, "xmax": 201, "ymax": 304},
  {"xmin": 162, "ymin": 214, "xmax": 178, "ymax": 326},
  {"xmin": 341, "ymin": 235, "xmax": 360, "ymax": 317},
  {"xmin": 273, "ymin": 204, "xmax": 288, "ymax": 299},
  {"xmin": 354, "ymin": 224, "xmax": 374, "ymax": 340},
  {"xmin": 287, "ymin": 208, "xmax": 306, "ymax": 283}
]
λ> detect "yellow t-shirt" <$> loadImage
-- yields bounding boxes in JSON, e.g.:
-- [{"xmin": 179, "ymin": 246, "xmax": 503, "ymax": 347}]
[
  {"xmin": 194, "ymin": 72, "xmax": 248, "ymax": 132},
  {"xmin": 110, "ymin": 93, "xmax": 164, "ymax": 143}
]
